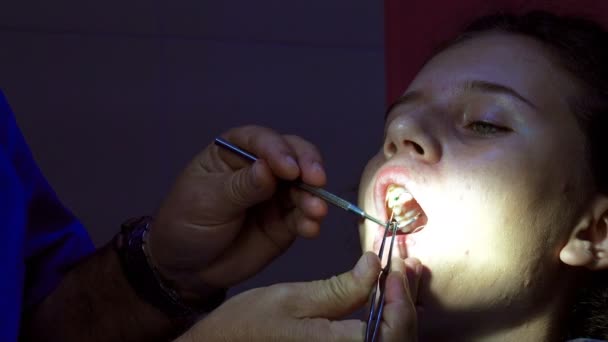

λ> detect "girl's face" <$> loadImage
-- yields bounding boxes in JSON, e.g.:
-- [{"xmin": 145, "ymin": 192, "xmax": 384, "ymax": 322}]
[{"xmin": 358, "ymin": 32, "xmax": 594, "ymax": 335}]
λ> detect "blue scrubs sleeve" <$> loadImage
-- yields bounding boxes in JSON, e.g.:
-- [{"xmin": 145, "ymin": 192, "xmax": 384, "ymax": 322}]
[{"xmin": 0, "ymin": 91, "xmax": 94, "ymax": 340}]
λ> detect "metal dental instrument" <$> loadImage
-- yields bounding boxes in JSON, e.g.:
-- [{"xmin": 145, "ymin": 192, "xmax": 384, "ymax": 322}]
[
  {"xmin": 214, "ymin": 137, "xmax": 387, "ymax": 227},
  {"xmin": 365, "ymin": 210, "xmax": 420, "ymax": 342}
]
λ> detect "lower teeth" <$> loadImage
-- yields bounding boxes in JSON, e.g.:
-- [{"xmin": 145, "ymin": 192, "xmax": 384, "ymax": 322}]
[
  {"xmin": 394, "ymin": 210, "xmax": 419, "ymax": 225},
  {"xmin": 390, "ymin": 209, "xmax": 423, "ymax": 234}
]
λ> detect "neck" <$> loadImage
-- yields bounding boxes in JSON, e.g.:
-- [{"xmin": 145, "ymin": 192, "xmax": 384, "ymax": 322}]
[
  {"xmin": 474, "ymin": 308, "xmax": 562, "ymax": 342},
  {"xmin": 418, "ymin": 289, "xmax": 569, "ymax": 342}
]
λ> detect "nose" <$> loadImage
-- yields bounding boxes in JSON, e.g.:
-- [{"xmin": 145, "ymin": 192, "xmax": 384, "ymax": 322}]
[{"xmin": 383, "ymin": 113, "xmax": 441, "ymax": 163}]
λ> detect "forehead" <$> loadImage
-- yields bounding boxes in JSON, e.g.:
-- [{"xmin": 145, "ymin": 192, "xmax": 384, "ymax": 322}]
[{"xmin": 407, "ymin": 32, "xmax": 578, "ymax": 111}]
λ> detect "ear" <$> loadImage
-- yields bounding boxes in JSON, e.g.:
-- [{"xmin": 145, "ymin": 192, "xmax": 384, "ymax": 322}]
[{"xmin": 560, "ymin": 195, "xmax": 608, "ymax": 270}]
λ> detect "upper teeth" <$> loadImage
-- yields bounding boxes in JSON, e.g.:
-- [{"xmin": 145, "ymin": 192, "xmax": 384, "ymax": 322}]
[
  {"xmin": 386, "ymin": 184, "xmax": 413, "ymax": 216},
  {"xmin": 385, "ymin": 184, "xmax": 421, "ymax": 231}
]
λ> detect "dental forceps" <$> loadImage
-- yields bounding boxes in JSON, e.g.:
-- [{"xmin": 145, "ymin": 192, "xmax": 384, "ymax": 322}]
[
  {"xmin": 365, "ymin": 211, "xmax": 419, "ymax": 342},
  {"xmin": 213, "ymin": 137, "xmax": 388, "ymax": 227}
]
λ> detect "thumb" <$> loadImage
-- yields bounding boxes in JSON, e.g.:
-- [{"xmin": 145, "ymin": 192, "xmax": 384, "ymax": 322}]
[
  {"xmin": 294, "ymin": 252, "xmax": 381, "ymax": 319},
  {"xmin": 380, "ymin": 258, "xmax": 421, "ymax": 341},
  {"xmin": 222, "ymin": 159, "xmax": 276, "ymax": 211}
]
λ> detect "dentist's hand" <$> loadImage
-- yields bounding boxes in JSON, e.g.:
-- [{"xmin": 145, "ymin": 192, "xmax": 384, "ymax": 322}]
[
  {"xmin": 380, "ymin": 257, "xmax": 422, "ymax": 341},
  {"xmin": 176, "ymin": 253, "xmax": 422, "ymax": 341},
  {"xmin": 147, "ymin": 125, "xmax": 329, "ymax": 300}
]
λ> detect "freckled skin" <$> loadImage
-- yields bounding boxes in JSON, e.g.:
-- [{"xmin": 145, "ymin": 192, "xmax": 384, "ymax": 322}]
[{"xmin": 358, "ymin": 33, "xmax": 594, "ymax": 340}]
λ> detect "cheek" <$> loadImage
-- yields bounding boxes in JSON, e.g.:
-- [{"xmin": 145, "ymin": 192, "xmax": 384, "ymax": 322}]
[
  {"xmin": 408, "ymin": 185, "xmax": 512, "ymax": 263},
  {"xmin": 410, "ymin": 156, "xmax": 567, "ymax": 265},
  {"xmin": 410, "ymin": 188, "xmax": 562, "ymax": 309},
  {"xmin": 358, "ymin": 152, "xmax": 384, "ymax": 200}
]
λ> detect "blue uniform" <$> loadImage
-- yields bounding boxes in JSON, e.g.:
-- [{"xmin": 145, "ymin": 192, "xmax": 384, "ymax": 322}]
[{"xmin": 0, "ymin": 91, "xmax": 94, "ymax": 341}]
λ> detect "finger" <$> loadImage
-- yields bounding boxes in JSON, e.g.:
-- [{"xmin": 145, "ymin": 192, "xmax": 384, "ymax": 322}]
[
  {"xmin": 390, "ymin": 257, "xmax": 406, "ymax": 274},
  {"xmin": 220, "ymin": 159, "xmax": 277, "ymax": 214},
  {"xmin": 292, "ymin": 318, "xmax": 365, "ymax": 342},
  {"xmin": 328, "ymin": 319, "xmax": 366, "ymax": 342},
  {"xmin": 283, "ymin": 134, "xmax": 326, "ymax": 187},
  {"xmin": 290, "ymin": 252, "xmax": 381, "ymax": 319},
  {"xmin": 289, "ymin": 188, "xmax": 328, "ymax": 220},
  {"xmin": 381, "ymin": 270, "xmax": 417, "ymax": 342},
  {"xmin": 221, "ymin": 125, "xmax": 300, "ymax": 180},
  {"xmin": 199, "ymin": 214, "xmax": 297, "ymax": 286},
  {"xmin": 404, "ymin": 257, "xmax": 422, "ymax": 300},
  {"xmin": 278, "ymin": 188, "xmax": 327, "ymax": 238},
  {"xmin": 284, "ymin": 206, "xmax": 323, "ymax": 238}
]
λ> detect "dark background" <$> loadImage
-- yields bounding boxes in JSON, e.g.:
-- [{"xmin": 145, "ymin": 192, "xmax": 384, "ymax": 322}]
[
  {"xmin": 4, "ymin": 0, "xmax": 608, "ymax": 306},
  {"xmin": 0, "ymin": 1, "xmax": 386, "ymax": 296}
]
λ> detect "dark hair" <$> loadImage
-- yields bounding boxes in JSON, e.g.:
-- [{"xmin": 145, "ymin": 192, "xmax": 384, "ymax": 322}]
[{"xmin": 453, "ymin": 11, "xmax": 608, "ymax": 340}]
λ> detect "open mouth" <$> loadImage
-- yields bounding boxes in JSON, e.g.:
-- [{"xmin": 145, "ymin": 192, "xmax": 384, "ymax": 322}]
[
  {"xmin": 384, "ymin": 184, "xmax": 428, "ymax": 235},
  {"xmin": 372, "ymin": 166, "xmax": 429, "ymax": 239},
  {"xmin": 370, "ymin": 166, "xmax": 429, "ymax": 255},
  {"xmin": 371, "ymin": 177, "xmax": 429, "ymax": 257},
  {"xmin": 385, "ymin": 184, "xmax": 427, "ymax": 234}
]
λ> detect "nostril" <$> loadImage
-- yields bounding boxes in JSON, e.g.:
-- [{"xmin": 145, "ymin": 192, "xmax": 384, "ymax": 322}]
[
  {"xmin": 386, "ymin": 142, "xmax": 397, "ymax": 156},
  {"xmin": 400, "ymin": 140, "xmax": 425, "ymax": 155},
  {"xmin": 386, "ymin": 140, "xmax": 425, "ymax": 157},
  {"xmin": 412, "ymin": 142, "xmax": 424, "ymax": 155}
]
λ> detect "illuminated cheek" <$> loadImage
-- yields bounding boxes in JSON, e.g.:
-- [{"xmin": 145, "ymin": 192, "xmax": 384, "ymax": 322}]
[
  {"xmin": 410, "ymin": 209, "xmax": 531, "ymax": 305},
  {"xmin": 409, "ymin": 197, "xmax": 511, "ymax": 267}
]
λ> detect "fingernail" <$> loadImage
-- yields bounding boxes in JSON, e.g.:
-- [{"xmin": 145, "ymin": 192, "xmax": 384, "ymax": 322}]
[
  {"xmin": 390, "ymin": 257, "xmax": 405, "ymax": 274},
  {"xmin": 250, "ymin": 161, "xmax": 262, "ymax": 188},
  {"xmin": 388, "ymin": 271, "xmax": 407, "ymax": 300},
  {"xmin": 284, "ymin": 155, "xmax": 298, "ymax": 169},
  {"xmin": 312, "ymin": 161, "xmax": 323, "ymax": 173},
  {"xmin": 415, "ymin": 264, "xmax": 423, "ymax": 278},
  {"xmin": 353, "ymin": 254, "xmax": 371, "ymax": 279}
]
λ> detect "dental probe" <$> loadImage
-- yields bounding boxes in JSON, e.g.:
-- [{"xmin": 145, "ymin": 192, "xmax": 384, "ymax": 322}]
[{"xmin": 214, "ymin": 137, "xmax": 388, "ymax": 227}]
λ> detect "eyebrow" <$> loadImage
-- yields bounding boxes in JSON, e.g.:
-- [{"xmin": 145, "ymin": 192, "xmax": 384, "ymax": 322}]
[
  {"xmin": 465, "ymin": 80, "xmax": 537, "ymax": 109},
  {"xmin": 384, "ymin": 80, "xmax": 537, "ymax": 119}
]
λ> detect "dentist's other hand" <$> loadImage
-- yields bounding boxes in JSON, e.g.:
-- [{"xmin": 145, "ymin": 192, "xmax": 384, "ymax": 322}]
[{"xmin": 148, "ymin": 125, "xmax": 328, "ymax": 300}]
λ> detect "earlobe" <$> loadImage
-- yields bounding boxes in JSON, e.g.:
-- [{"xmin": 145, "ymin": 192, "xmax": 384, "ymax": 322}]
[
  {"xmin": 559, "ymin": 197, "xmax": 608, "ymax": 270},
  {"xmin": 590, "ymin": 215, "xmax": 608, "ymax": 270},
  {"xmin": 560, "ymin": 217, "xmax": 594, "ymax": 267}
]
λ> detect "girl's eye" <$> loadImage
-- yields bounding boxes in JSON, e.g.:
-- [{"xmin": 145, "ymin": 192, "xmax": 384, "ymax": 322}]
[{"xmin": 466, "ymin": 121, "xmax": 511, "ymax": 136}]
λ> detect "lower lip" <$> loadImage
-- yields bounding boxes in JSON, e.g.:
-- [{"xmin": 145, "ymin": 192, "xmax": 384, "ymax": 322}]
[{"xmin": 373, "ymin": 226, "xmax": 416, "ymax": 258}]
